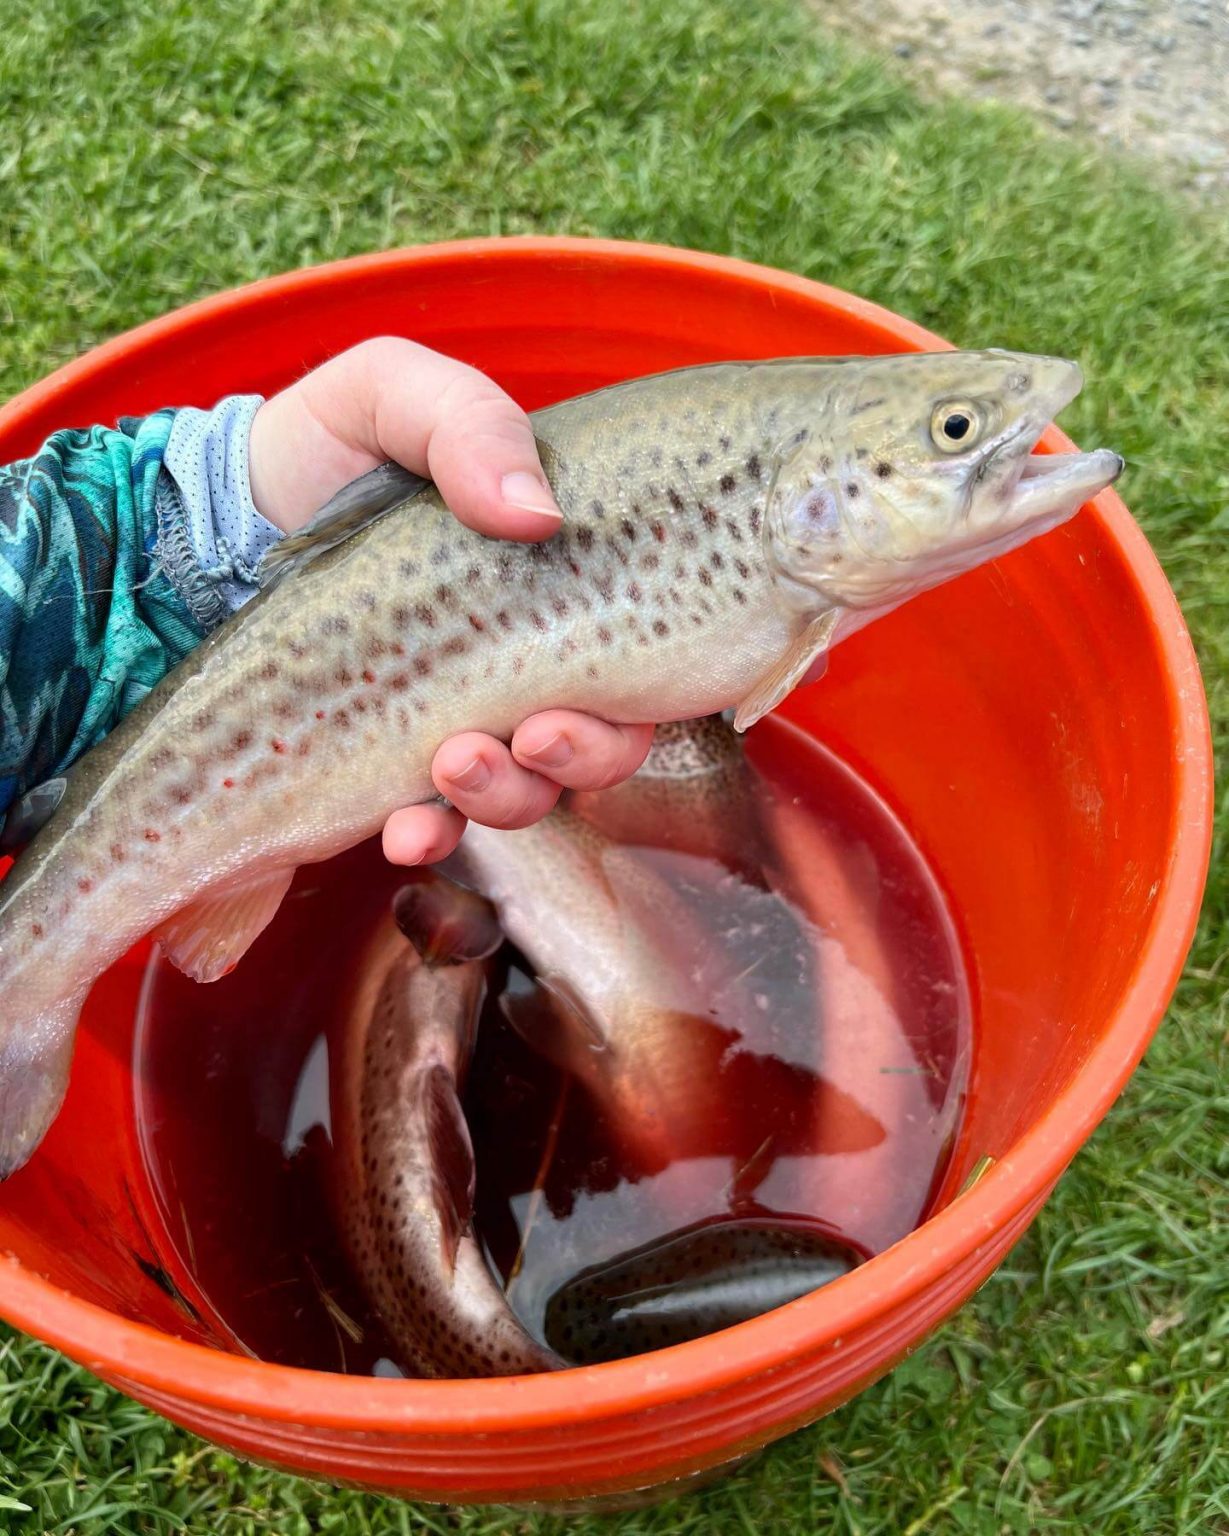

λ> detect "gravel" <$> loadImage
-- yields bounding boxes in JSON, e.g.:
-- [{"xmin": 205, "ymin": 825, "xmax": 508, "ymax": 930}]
[{"xmin": 810, "ymin": 0, "xmax": 1229, "ymax": 199}]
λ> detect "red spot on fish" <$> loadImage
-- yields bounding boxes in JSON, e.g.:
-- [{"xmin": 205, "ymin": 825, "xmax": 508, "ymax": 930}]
[
  {"xmin": 77, "ymin": 877, "xmax": 92, "ymax": 893},
  {"xmin": 315, "ymin": 710, "xmax": 325, "ymax": 720},
  {"xmin": 468, "ymin": 614, "xmax": 486, "ymax": 633},
  {"xmin": 271, "ymin": 739, "xmax": 287, "ymax": 754},
  {"xmin": 389, "ymin": 673, "xmax": 410, "ymax": 691},
  {"xmin": 362, "ymin": 669, "xmax": 377, "ymax": 685},
  {"xmin": 31, "ymin": 922, "xmax": 42, "ymax": 938},
  {"xmin": 223, "ymin": 778, "xmax": 235, "ymax": 789},
  {"xmin": 145, "ymin": 829, "xmax": 161, "ymax": 842}
]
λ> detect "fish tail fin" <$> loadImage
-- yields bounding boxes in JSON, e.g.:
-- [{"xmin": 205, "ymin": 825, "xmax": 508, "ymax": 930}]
[{"xmin": 0, "ymin": 987, "xmax": 87, "ymax": 1179}]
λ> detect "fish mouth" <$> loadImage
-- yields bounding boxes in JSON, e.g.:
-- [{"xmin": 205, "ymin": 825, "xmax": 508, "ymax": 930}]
[{"xmin": 1010, "ymin": 445, "xmax": 1125, "ymax": 522}]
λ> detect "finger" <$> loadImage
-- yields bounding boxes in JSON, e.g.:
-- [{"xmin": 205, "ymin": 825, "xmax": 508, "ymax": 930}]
[
  {"xmin": 382, "ymin": 802, "xmax": 468, "ymax": 867},
  {"xmin": 295, "ymin": 337, "xmax": 562, "ymax": 540},
  {"xmin": 431, "ymin": 732, "xmax": 562, "ymax": 829},
  {"xmin": 511, "ymin": 713, "xmax": 655, "ymax": 792}
]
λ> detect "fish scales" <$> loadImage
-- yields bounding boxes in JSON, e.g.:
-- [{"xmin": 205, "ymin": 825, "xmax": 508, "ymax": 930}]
[{"xmin": 0, "ymin": 351, "xmax": 1124, "ymax": 1175}]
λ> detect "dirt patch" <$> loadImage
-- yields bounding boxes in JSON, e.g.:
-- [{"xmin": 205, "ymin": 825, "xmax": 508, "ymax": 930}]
[{"xmin": 811, "ymin": 0, "xmax": 1229, "ymax": 198}]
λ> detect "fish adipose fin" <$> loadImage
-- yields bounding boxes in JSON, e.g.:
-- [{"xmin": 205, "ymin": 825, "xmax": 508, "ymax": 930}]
[
  {"xmin": 0, "ymin": 987, "xmax": 88, "ymax": 1179},
  {"xmin": 422, "ymin": 1062, "xmax": 477, "ymax": 1271},
  {"xmin": 733, "ymin": 610, "xmax": 841, "ymax": 732},
  {"xmin": 259, "ymin": 462, "xmax": 428, "ymax": 591},
  {"xmin": 392, "ymin": 876, "xmax": 504, "ymax": 968},
  {"xmin": 155, "ymin": 868, "xmax": 295, "ymax": 983}
]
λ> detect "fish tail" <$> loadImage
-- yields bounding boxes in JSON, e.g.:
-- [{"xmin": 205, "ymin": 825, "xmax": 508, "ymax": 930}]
[{"xmin": 0, "ymin": 986, "xmax": 87, "ymax": 1179}]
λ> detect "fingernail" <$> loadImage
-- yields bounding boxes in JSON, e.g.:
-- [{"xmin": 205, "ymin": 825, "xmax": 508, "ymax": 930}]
[
  {"xmin": 501, "ymin": 472, "xmax": 562, "ymax": 520},
  {"xmin": 449, "ymin": 756, "xmax": 491, "ymax": 793},
  {"xmin": 523, "ymin": 731, "xmax": 572, "ymax": 769}
]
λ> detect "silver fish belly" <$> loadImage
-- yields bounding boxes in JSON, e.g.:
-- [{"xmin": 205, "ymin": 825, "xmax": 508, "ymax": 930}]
[{"xmin": 0, "ymin": 350, "xmax": 1122, "ymax": 1174}]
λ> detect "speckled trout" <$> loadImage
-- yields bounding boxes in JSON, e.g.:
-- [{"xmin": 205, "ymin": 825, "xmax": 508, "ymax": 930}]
[{"xmin": 0, "ymin": 350, "xmax": 1122, "ymax": 1175}]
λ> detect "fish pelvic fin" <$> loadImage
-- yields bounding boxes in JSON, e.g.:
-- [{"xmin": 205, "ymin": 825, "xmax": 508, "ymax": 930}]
[
  {"xmin": 421, "ymin": 1062, "xmax": 477, "ymax": 1272},
  {"xmin": 0, "ymin": 985, "xmax": 87, "ymax": 1179},
  {"xmin": 155, "ymin": 868, "xmax": 295, "ymax": 983},
  {"xmin": 393, "ymin": 875, "xmax": 504, "ymax": 968},
  {"xmin": 733, "ymin": 610, "xmax": 841, "ymax": 732},
  {"xmin": 258, "ymin": 462, "xmax": 428, "ymax": 591}
]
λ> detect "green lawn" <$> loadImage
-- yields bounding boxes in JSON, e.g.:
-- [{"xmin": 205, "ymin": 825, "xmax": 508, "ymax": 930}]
[{"xmin": 1, "ymin": 0, "xmax": 1226, "ymax": 1531}]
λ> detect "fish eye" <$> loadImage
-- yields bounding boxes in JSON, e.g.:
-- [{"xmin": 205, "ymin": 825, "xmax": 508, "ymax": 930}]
[{"xmin": 930, "ymin": 401, "xmax": 982, "ymax": 453}]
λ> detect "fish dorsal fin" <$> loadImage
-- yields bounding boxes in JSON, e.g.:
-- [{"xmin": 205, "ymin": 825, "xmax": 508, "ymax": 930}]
[
  {"xmin": 258, "ymin": 461, "xmax": 428, "ymax": 591},
  {"xmin": 733, "ymin": 610, "xmax": 842, "ymax": 732},
  {"xmin": 0, "ymin": 776, "xmax": 68, "ymax": 854},
  {"xmin": 155, "ymin": 868, "xmax": 295, "ymax": 983},
  {"xmin": 421, "ymin": 1062, "xmax": 476, "ymax": 1270},
  {"xmin": 392, "ymin": 874, "xmax": 503, "ymax": 968}
]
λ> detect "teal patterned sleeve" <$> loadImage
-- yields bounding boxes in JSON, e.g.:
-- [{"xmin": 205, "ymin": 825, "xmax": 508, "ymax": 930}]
[{"xmin": 0, "ymin": 413, "xmax": 207, "ymax": 821}]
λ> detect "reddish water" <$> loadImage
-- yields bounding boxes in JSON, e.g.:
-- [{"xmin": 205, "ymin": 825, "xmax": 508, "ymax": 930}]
[{"xmin": 133, "ymin": 719, "xmax": 973, "ymax": 1374}]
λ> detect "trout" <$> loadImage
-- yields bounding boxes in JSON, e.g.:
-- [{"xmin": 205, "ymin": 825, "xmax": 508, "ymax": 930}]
[
  {"xmin": 330, "ymin": 878, "xmax": 561, "ymax": 1377},
  {"xmin": 0, "ymin": 350, "xmax": 1122, "ymax": 1175}
]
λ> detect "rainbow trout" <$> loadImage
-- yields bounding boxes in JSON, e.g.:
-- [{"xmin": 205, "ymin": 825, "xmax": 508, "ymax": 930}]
[
  {"xmin": 330, "ymin": 879, "xmax": 561, "ymax": 1377},
  {"xmin": 0, "ymin": 351, "xmax": 1122, "ymax": 1175}
]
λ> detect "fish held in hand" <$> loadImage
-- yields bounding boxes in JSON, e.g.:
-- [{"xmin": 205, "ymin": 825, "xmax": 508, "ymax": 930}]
[
  {"xmin": 0, "ymin": 350, "xmax": 1122, "ymax": 1175},
  {"xmin": 330, "ymin": 875, "xmax": 561, "ymax": 1378}
]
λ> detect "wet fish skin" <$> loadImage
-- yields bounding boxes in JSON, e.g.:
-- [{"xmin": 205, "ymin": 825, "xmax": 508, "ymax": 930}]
[
  {"xmin": 330, "ymin": 895, "xmax": 562, "ymax": 1378},
  {"xmin": 0, "ymin": 350, "xmax": 1122, "ymax": 1175}
]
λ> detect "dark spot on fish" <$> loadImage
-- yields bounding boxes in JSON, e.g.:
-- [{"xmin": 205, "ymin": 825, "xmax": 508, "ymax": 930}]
[
  {"xmin": 719, "ymin": 434, "xmax": 731, "ymax": 450},
  {"xmin": 850, "ymin": 396, "xmax": 885, "ymax": 416},
  {"xmin": 577, "ymin": 527, "xmax": 594, "ymax": 551},
  {"xmin": 399, "ymin": 560, "xmax": 419, "ymax": 579},
  {"xmin": 620, "ymin": 517, "xmax": 637, "ymax": 542},
  {"xmin": 430, "ymin": 545, "xmax": 451, "ymax": 568},
  {"xmin": 652, "ymin": 619, "xmax": 669, "ymax": 636},
  {"xmin": 702, "ymin": 505, "xmax": 719, "ymax": 531},
  {"xmin": 750, "ymin": 506, "xmax": 762, "ymax": 534},
  {"xmin": 552, "ymin": 596, "xmax": 569, "ymax": 617},
  {"xmin": 321, "ymin": 616, "xmax": 350, "ymax": 636},
  {"xmin": 288, "ymin": 640, "xmax": 306, "ymax": 659},
  {"xmin": 393, "ymin": 605, "xmax": 410, "ymax": 627},
  {"xmin": 1008, "ymin": 371, "xmax": 1031, "ymax": 393},
  {"xmin": 260, "ymin": 659, "xmax": 280, "ymax": 680},
  {"xmin": 697, "ymin": 449, "xmax": 711, "ymax": 467},
  {"xmin": 170, "ymin": 785, "xmax": 193, "ymax": 804},
  {"xmin": 745, "ymin": 453, "xmax": 762, "ymax": 479},
  {"xmin": 529, "ymin": 610, "xmax": 547, "ymax": 632},
  {"xmin": 733, "ymin": 588, "xmax": 747, "ymax": 604},
  {"xmin": 589, "ymin": 500, "xmax": 605, "ymax": 519},
  {"xmin": 627, "ymin": 582, "xmax": 642, "ymax": 603},
  {"xmin": 144, "ymin": 829, "xmax": 161, "ymax": 842},
  {"xmin": 597, "ymin": 625, "xmax": 613, "ymax": 646},
  {"xmin": 710, "ymin": 550, "xmax": 724, "ymax": 569},
  {"xmin": 699, "ymin": 567, "xmax": 713, "ymax": 587},
  {"xmin": 435, "ymin": 584, "xmax": 454, "ymax": 606},
  {"xmin": 640, "ymin": 551, "xmax": 660, "ymax": 571},
  {"xmin": 353, "ymin": 697, "xmax": 368, "ymax": 713},
  {"xmin": 876, "ymin": 461, "xmax": 893, "ymax": 478},
  {"xmin": 496, "ymin": 609, "xmax": 512, "ymax": 631},
  {"xmin": 415, "ymin": 604, "xmax": 436, "ymax": 628},
  {"xmin": 846, "ymin": 482, "xmax": 860, "ymax": 498},
  {"xmin": 681, "ymin": 529, "xmax": 698, "ymax": 549},
  {"xmin": 334, "ymin": 666, "xmax": 352, "ymax": 686},
  {"xmin": 650, "ymin": 447, "xmax": 663, "ymax": 468},
  {"xmin": 466, "ymin": 565, "xmax": 481, "ymax": 585},
  {"xmin": 232, "ymin": 730, "xmax": 253, "ymax": 752},
  {"xmin": 443, "ymin": 636, "xmax": 469, "ymax": 656},
  {"xmin": 818, "ymin": 453, "xmax": 832, "ymax": 472},
  {"xmin": 512, "ymin": 656, "xmax": 524, "ymax": 675},
  {"xmin": 362, "ymin": 668, "xmax": 377, "ymax": 684},
  {"xmin": 596, "ymin": 575, "xmax": 614, "ymax": 602},
  {"xmin": 77, "ymin": 876, "xmax": 92, "ymax": 893},
  {"xmin": 667, "ymin": 488, "xmax": 685, "ymax": 513},
  {"xmin": 335, "ymin": 710, "xmax": 350, "ymax": 729},
  {"xmin": 586, "ymin": 663, "xmax": 598, "ymax": 678},
  {"xmin": 735, "ymin": 557, "xmax": 750, "ymax": 578},
  {"xmin": 110, "ymin": 844, "xmax": 125, "ymax": 862},
  {"xmin": 719, "ymin": 474, "xmax": 737, "ymax": 495},
  {"xmin": 468, "ymin": 614, "xmax": 486, "ymax": 633},
  {"xmin": 726, "ymin": 519, "xmax": 743, "ymax": 542},
  {"xmin": 670, "ymin": 588, "xmax": 683, "ymax": 606},
  {"xmin": 606, "ymin": 534, "xmax": 629, "ymax": 566},
  {"xmin": 650, "ymin": 520, "xmax": 666, "ymax": 543}
]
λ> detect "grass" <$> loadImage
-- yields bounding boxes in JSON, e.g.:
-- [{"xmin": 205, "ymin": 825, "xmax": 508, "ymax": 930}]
[{"xmin": 0, "ymin": 0, "xmax": 1226, "ymax": 1530}]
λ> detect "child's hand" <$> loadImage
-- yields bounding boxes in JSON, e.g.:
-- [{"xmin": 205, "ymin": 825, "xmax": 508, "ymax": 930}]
[{"xmin": 248, "ymin": 338, "xmax": 653, "ymax": 866}]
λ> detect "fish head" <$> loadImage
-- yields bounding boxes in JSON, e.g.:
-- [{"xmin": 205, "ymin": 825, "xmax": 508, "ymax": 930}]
[{"xmin": 764, "ymin": 349, "xmax": 1124, "ymax": 614}]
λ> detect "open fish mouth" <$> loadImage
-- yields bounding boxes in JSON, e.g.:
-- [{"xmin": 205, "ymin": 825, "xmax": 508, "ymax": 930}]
[{"xmin": 1011, "ymin": 446, "xmax": 1125, "ymax": 521}]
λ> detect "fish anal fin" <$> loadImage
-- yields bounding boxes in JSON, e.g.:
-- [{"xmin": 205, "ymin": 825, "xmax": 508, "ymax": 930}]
[
  {"xmin": 156, "ymin": 868, "xmax": 295, "ymax": 983},
  {"xmin": 733, "ymin": 610, "xmax": 841, "ymax": 732},
  {"xmin": 0, "ymin": 987, "xmax": 87, "ymax": 1179},
  {"xmin": 258, "ymin": 462, "xmax": 427, "ymax": 590},
  {"xmin": 422, "ymin": 1062, "xmax": 476, "ymax": 1270},
  {"xmin": 393, "ymin": 875, "xmax": 503, "ymax": 968}
]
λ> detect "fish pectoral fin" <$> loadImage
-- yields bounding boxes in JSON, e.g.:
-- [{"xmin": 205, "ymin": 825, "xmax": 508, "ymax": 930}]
[
  {"xmin": 258, "ymin": 461, "xmax": 428, "ymax": 591},
  {"xmin": 421, "ymin": 1062, "xmax": 476, "ymax": 1272},
  {"xmin": 500, "ymin": 971, "xmax": 610, "ymax": 1071},
  {"xmin": 392, "ymin": 874, "xmax": 503, "ymax": 967},
  {"xmin": 155, "ymin": 868, "xmax": 296, "ymax": 983},
  {"xmin": 732, "ymin": 610, "xmax": 842, "ymax": 732},
  {"xmin": 0, "ymin": 986, "xmax": 87, "ymax": 1179}
]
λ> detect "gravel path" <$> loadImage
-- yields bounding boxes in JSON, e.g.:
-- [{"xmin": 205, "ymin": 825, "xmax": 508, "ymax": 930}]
[{"xmin": 811, "ymin": 0, "xmax": 1229, "ymax": 199}]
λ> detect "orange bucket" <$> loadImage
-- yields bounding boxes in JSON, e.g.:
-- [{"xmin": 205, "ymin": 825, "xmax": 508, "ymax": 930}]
[{"xmin": 0, "ymin": 238, "xmax": 1211, "ymax": 1506}]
